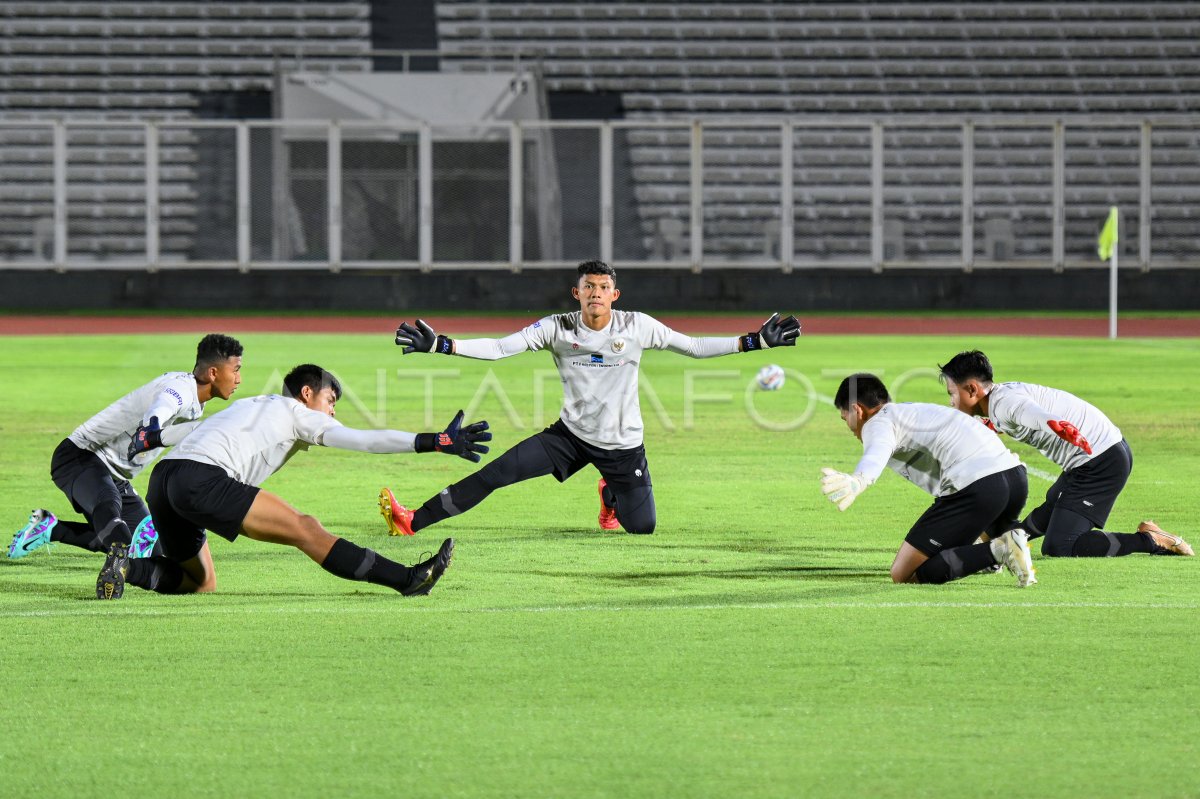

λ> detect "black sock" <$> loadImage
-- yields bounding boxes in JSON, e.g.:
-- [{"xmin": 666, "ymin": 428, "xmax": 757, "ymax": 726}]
[
  {"xmin": 1071, "ymin": 531, "xmax": 1157, "ymax": 557},
  {"xmin": 321, "ymin": 538, "xmax": 414, "ymax": 592},
  {"xmin": 602, "ymin": 483, "xmax": 616, "ymax": 508},
  {"xmin": 126, "ymin": 557, "xmax": 186, "ymax": 594},
  {"xmin": 915, "ymin": 543, "xmax": 998, "ymax": 584},
  {"xmin": 49, "ymin": 519, "xmax": 106, "ymax": 552},
  {"xmin": 413, "ymin": 475, "xmax": 491, "ymax": 532}
]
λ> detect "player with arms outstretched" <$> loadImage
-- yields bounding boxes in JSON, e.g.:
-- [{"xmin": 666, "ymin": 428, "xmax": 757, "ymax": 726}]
[
  {"xmin": 938, "ymin": 350, "xmax": 1192, "ymax": 558},
  {"xmin": 820, "ymin": 373, "xmax": 1037, "ymax": 587},
  {"xmin": 380, "ymin": 259, "xmax": 800, "ymax": 536},
  {"xmin": 93, "ymin": 364, "xmax": 489, "ymax": 600},
  {"xmin": 9, "ymin": 334, "xmax": 243, "ymax": 577}
]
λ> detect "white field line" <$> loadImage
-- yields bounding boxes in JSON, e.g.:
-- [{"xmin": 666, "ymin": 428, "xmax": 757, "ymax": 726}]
[{"xmin": 0, "ymin": 599, "xmax": 1194, "ymax": 620}]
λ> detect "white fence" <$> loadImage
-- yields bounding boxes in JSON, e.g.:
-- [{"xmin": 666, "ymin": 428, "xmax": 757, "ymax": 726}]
[{"xmin": 1, "ymin": 116, "xmax": 1197, "ymax": 271}]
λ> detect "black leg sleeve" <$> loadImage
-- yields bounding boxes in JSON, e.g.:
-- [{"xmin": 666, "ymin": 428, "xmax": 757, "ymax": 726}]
[
  {"xmin": 125, "ymin": 557, "xmax": 186, "ymax": 594},
  {"xmin": 914, "ymin": 542, "xmax": 999, "ymax": 584},
  {"xmin": 412, "ymin": 435, "xmax": 556, "ymax": 531},
  {"xmin": 612, "ymin": 485, "xmax": 657, "ymax": 535}
]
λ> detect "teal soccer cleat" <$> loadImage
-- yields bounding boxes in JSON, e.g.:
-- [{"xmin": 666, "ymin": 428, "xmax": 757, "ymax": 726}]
[
  {"xmin": 129, "ymin": 516, "xmax": 158, "ymax": 559},
  {"xmin": 8, "ymin": 509, "xmax": 56, "ymax": 559}
]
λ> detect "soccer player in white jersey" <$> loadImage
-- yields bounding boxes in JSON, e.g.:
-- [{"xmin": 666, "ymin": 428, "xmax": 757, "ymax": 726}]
[
  {"xmin": 8, "ymin": 335, "xmax": 243, "ymax": 578},
  {"xmin": 94, "ymin": 364, "xmax": 490, "ymax": 600},
  {"xmin": 379, "ymin": 259, "xmax": 800, "ymax": 537},
  {"xmin": 819, "ymin": 373, "xmax": 1038, "ymax": 587},
  {"xmin": 938, "ymin": 350, "xmax": 1192, "ymax": 558}
]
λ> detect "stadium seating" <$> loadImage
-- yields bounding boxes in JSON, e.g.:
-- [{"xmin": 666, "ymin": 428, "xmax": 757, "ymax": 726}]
[
  {"xmin": 437, "ymin": 1, "xmax": 1200, "ymax": 263},
  {"xmin": 0, "ymin": 1, "xmax": 370, "ymax": 261},
  {"xmin": 1, "ymin": 1, "xmax": 1196, "ymax": 264}
]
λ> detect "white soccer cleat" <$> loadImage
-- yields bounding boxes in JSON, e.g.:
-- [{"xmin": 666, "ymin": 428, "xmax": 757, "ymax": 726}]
[{"xmin": 990, "ymin": 528, "xmax": 1038, "ymax": 588}]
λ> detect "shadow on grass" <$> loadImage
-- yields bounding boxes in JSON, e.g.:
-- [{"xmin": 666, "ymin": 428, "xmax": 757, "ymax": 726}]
[{"xmin": 532, "ymin": 564, "xmax": 881, "ymax": 583}]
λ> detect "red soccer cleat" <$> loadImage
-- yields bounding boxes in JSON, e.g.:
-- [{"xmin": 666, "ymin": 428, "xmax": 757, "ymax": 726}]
[
  {"xmin": 597, "ymin": 479, "xmax": 620, "ymax": 531},
  {"xmin": 378, "ymin": 487, "xmax": 416, "ymax": 536}
]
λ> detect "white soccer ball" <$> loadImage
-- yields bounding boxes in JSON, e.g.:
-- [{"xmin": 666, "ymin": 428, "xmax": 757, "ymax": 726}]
[{"xmin": 755, "ymin": 364, "xmax": 786, "ymax": 391}]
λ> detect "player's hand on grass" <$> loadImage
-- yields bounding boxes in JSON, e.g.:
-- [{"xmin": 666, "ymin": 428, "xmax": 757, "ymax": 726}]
[
  {"xmin": 127, "ymin": 416, "xmax": 163, "ymax": 460},
  {"xmin": 742, "ymin": 312, "xmax": 801, "ymax": 350},
  {"xmin": 417, "ymin": 410, "xmax": 491, "ymax": 462},
  {"xmin": 1047, "ymin": 420, "xmax": 1092, "ymax": 454},
  {"xmin": 820, "ymin": 467, "xmax": 866, "ymax": 511},
  {"xmin": 395, "ymin": 319, "xmax": 453, "ymax": 355}
]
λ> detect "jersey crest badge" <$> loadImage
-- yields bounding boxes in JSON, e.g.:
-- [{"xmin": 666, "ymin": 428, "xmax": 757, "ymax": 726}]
[{"xmin": 611, "ymin": 338, "xmax": 626, "ymax": 353}]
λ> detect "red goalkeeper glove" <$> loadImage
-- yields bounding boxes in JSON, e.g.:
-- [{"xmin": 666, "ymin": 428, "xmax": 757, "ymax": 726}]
[{"xmin": 1047, "ymin": 420, "xmax": 1092, "ymax": 454}]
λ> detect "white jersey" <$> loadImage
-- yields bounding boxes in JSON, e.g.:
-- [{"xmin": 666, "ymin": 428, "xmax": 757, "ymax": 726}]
[
  {"xmin": 986, "ymin": 382, "xmax": 1123, "ymax": 471},
  {"xmin": 856, "ymin": 402, "xmax": 1022, "ymax": 497},
  {"xmin": 68, "ymin": 371, "xmax": 205, "ymax": 481},
  {"xmin": 453, "ymin": 310, "xmax": 739, "ymax": 449},
  {"xmin": 164, "ymin": 394, "xmax": 341, "ymax": 487}
]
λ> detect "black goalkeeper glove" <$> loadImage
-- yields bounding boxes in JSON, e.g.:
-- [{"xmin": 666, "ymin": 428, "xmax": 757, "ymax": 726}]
[
  {"xmin": 414, "ymin": 410, "xmax": 492, "ymax": 463},
  {"xmin": 741, "ymin": 312, "xmax": 801, "ymax": 351},
  {"xmin": 127, "ymin": 416, "xmax": 163, "ymax": 460},
  {"xmin": 395, "ymin": 319, "xmax": 454, "ymax": 355}
]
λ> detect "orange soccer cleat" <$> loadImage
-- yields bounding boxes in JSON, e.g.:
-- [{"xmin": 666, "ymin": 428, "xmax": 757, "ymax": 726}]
[
  {"xmin": 378, "ymin": 487, "xmax": 416, "ymax": 536},
  {"xmin": 597, "ymin": 479, "xmax": 620, "ymax": 531},
  {"xmin": 1138, "ymin": 520, "xmax": 1194, "ymax": 556}
]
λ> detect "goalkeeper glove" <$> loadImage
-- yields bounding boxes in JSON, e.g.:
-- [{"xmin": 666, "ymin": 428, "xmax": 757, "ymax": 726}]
[
  {"xmin": 414, "ymin": 410, "xmax": 492, "ymax": 463},
  {"xmin": 742, "ymin": 312, "xmax": 800, "ymax": 351},
  {"xmin": 820, "ymin": 467, "xmax": 866, "ymax": 511},
  {"xmin": 395, "ymin": 319, "xmax": 454, "ymax": 355},
  {"xmin": 128, "ymin": 416, "xmax": 163, "ymax": 460},
  {"xmin": 1047, "ymin": 420, "xmax": 1092, "ymax": 454}
]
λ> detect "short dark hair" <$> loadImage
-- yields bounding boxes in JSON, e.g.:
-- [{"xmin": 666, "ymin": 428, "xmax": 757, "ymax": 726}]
[
  {"xmin": 195, "ymin": 334, "xmax": 243, "ymax": 369},
  {"xmin": 938, "ymin": 350, "xmax": 994, "ymax": 385},
  {"xmin": 283, "ymin": 364, "xmax": 342, "ymax": 400},
  {"xmin": 577, "ymin": 260, "xmax": 616, "ymax": 284},
  {"xmin": 834, "ymin": 373, "xmax": 891, "ymax": 411}
]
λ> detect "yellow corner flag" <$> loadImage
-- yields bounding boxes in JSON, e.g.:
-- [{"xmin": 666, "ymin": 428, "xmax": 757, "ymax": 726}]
[{"xmin": 1097, "ymin": 206, "xmax": 1119, "ymax": 260}]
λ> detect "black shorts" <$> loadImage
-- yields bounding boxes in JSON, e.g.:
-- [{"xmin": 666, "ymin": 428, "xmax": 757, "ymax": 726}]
[
  {"xmin": 535, "ymin": 420, "xmax": 651, "ymax": 494},
  {"xmin": 147, "ymin": 458, "xmax": 260, "ymax": 562},
  {"xmin": 1031, "ymin": 439, "xmax": 1132, "ymax": 530},
  {"xmin": 905, "ymin": 466, "xmax": 1029, "ymax": 557},
  {"xmin": 49, "ymin": 438, "xmax": 149, "ymax": 530}
]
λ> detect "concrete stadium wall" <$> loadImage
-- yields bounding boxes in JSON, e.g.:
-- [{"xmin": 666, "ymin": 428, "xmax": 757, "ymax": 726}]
[{"xmin": 1, "ymin": 268, "xmax": 1197, "ymax": 313}]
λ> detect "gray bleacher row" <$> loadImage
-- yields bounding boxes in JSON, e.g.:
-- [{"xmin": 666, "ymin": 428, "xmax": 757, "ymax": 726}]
[
  {"xmin": 0, "ymin": 2, "xmax": 370, "ymax": 260},
  {"xmin": 438, "ymin": 0, "xmax": 1200, "ymax": 262},
  {"xmin": 435, "ymin": 2, "xmax": 1197, "ymax": 23}
]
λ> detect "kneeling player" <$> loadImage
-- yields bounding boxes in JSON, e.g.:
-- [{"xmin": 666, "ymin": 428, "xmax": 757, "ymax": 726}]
[
  {"xmin": 95, "ymin": 364, "xmax": 490, "ymax": 600},
  {"xmin": 9, "ymin": 333, "xmax": 243, "ymax": 567},
  {"xmin": 938, "ymin": 350, "xmax": 1192, "ymax": 558},
  {"xmin": 820, "ymin": 373, "xmax": 1037, "ymax": 587}
]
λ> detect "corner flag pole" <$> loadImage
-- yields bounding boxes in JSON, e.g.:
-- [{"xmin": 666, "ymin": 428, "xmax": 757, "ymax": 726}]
[{"xmin": 1098, "ymin": 206, "xmax": 1120, "ymax": 340}]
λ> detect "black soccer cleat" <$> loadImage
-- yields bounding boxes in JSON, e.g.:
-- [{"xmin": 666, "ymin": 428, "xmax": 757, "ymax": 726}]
[
  {"xmin": 401, "ymin": 538, "xmax": 454, "ymax": 597},
  {"xmin": 96, "ymin": 542, "xmax": 131, "ymax": 600}
]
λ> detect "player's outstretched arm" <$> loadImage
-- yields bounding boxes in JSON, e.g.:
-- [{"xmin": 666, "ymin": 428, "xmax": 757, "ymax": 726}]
[
  {"xmin": 320, "ymin": 411, "xmax": 491, "ymax": 460},
  {"xmin": 819, "ymin": 467, "xmax": 867, "ymax": 511},
  {"xmin": 1047, "ymin": 419, "xmax": 1092, "ymax": 454},
  {"xmin": 394, "ymin": 318, "xmax": 532, "ymax": 360},
  {"xmin": 740, "ymin": 312, "xmax": 801, "ymax": 351}
]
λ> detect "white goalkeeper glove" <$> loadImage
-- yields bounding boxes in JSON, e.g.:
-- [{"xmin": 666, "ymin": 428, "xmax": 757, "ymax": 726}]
[{"xmin": 820, "ymin": 467, "xmax": 866, "ymax": 512}]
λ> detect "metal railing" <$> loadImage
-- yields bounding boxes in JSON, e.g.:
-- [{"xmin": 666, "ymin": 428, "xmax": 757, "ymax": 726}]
[{"xmin": 0, "ymin": 115, "xmax": 1197, "ymax": 271}]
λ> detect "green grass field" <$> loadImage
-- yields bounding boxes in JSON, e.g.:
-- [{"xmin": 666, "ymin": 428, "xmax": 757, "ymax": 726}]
[{"xmin": 1, "ymin": 331, "xmax": 1197, "ymax": 798}]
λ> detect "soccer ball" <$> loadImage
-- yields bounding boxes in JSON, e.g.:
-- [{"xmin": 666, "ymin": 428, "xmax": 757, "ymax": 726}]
[{"xmin": 755, "ymin": 364, "xmax": 786, "ymax": 391}]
